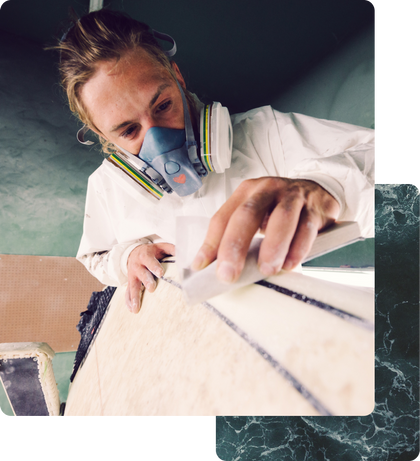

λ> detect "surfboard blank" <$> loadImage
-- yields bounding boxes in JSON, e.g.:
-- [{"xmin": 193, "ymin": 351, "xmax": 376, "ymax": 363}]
[{"xmin": 64, "ymin": 262, "xmax": 374, "ymax": 416}]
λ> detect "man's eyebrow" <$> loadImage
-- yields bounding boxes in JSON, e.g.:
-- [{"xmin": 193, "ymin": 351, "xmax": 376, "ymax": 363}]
[
  {"xmin": 110, "ymin": 120, "xmax": 134, "ymax": 133},
  {"xmin": 110, "ymin": 82, "xmax": 172, "ymax": 134},
  {"xmin": 149, "ymin": 82, "xmax": 171, "ymax": 108}
]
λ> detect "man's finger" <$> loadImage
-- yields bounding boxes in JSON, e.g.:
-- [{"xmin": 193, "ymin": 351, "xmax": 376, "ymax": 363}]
[
  {"xmin": 282, "ymin": 208, "xmax": 321, "ymax": 270},
  {"xmin": 134, "ymin": 264, "xmax": 157, "ymax": 292},
  {"xmin": 141, "ymin": 243, "xmax": 175, "ymax": 278},
  {"xmin": 154, "ymin": 242, "xmax": 176, "ymax": 258},
  {"xmin": 142, "ymin": 254, "xmax": 165, "ymax": 279},
  {"xmin": 215, "ymin": 189, "xmax": 276, "ymax": 283},
  {"xmin": 191, "ymin": 185, "xmax": 251, "ymax": 271},
  {"xmin": 127, "ymin": 264, "xmax": 158, "ymax": 314},
  {"xmin": 258, "ymin": 191, "xmax": 305, "ymax": 275},
  {"xmin": 127, "ymin": 278, "xmax": 145, "ymax": 314}
]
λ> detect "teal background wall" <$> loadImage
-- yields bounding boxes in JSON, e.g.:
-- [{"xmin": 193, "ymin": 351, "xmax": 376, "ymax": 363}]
[
  {"xmin": 271, "ymin": 23, "xmax": 374, "ymax": 129},
  {"xmin": 0, "ymin": 1, "xmax": 374, "ymax": 414},
  {"xmin": 0, "ymin": 30, "xmax": 103, "ymax": 257},
  {"xmin": 271, "ymin": 22, "xmax": 375, "ymax": 267}
]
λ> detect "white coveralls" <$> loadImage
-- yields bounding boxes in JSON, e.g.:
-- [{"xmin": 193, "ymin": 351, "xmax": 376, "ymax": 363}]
[{"xmin": 76, "ymin": 105, "xmax": 374, "ymax": 287}]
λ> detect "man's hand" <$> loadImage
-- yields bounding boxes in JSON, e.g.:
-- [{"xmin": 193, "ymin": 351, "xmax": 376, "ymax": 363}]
[
  {"xmin": 191, "ymin": 177, "xmax": 340, "ymax": 283},
  {"xmin": 126, "ymin": 242, "xmax": 175, "ymax": 313}
]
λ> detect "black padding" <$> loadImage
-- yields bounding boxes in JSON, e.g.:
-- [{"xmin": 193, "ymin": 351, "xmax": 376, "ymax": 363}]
[
  {"xmin": 0, "ymin": 357, "xmax": 49, "ymax": 416},
  {"xmin": 70, "ymin": 286, "xmax": 116, "ymax": 382}
]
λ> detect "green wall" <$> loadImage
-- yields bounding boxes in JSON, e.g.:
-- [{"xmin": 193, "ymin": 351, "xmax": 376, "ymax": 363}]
[
  {"xmin": 0, "ymin": 30, "xmax": 103, "ymax": 257},
  {"xmin": 272, "ymin": 22, "xmax": 375, "ymax": 268}
]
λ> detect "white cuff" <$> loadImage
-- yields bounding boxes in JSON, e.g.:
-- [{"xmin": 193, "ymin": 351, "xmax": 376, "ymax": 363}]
[{"xmin": 290, "ymin": 173, "xmax": 346, "ymax": 220}]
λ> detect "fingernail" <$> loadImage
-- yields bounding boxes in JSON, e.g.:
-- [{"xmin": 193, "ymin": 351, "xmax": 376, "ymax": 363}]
[
  {"xmin": 145, "ymin": 280, "xmax": 156, "ymax": 292},
  {"xmin": 259, "ymin": 262, "xmax": 276, "ymax": 277},
  {"xmin": 217, "ymin": 261, "xmax": 236, "ymax": 284},
  {"xmin": 152, "ymin": 268, "xmax": 163, "ymax": 278},
  {"xmin": 131, "ymin": 298, "xmax": 138, "ymax": 313},
  {"xmin": 191, "ymin": 251, "xmax": 206, "ymax": 271}
]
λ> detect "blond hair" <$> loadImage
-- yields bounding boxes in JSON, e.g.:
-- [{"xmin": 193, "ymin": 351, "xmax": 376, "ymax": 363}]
[{"xmin": 52, "ymin": 9, "xmax": 196, "ymax": 154}]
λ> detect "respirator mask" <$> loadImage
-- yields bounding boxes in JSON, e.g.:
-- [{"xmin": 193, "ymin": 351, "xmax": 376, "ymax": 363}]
[{"xmin": 77, "ymin": 29, "xmax": 233, "ymax": 200}]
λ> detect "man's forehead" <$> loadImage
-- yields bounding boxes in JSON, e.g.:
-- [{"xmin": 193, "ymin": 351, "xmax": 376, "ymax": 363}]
[
  {"xmin": 81, "ymin": 47, "xmax": 178, "ymax": 133},
  {"xmin": 109, "ymin": 48, "xmax": 173, "ymax": 81}
]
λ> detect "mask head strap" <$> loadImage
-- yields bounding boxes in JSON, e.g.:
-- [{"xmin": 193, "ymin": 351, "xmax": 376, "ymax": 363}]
[
  {"xmin": 175, "ymin": 80, "xmax": 207, "ymax": 177},
  {"xmin": 151, "ymin": 29, "xmax": 177, "ymax": 58},
  {"xmin": 77, "ymin": 125, "xmax": 94, "ymax": 145},
  {"xmin": 151, "ymin": 29, "xmax": 203, "ymax": 176}
]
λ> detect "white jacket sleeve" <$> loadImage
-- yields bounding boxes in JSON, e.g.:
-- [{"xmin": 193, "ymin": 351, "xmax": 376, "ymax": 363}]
[
  {"xmin": 76, "ymin": 172, "xmax": 157, "ymax": 287},
  {"xmin": 273, "ymin": 111, "xmax": 374, "ymax": 237}
]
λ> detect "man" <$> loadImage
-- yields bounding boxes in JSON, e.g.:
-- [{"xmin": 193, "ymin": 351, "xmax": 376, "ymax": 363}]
[{"xmin": 56, "ymin": 9, "xmax": 374, "ymax": 312}]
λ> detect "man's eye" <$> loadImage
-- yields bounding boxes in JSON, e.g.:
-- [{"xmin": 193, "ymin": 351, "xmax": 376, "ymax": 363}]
[
  {"xmin": 157, "ymin": 100, "xmax": 172, "ymax": 112},
  {"xmin": 121, "ymin": 126, "xmax": 138, "ymax": 139}
]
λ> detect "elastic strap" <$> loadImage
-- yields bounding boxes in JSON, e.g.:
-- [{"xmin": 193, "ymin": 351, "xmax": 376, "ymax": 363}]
[
  {"xmin": 77, "ymin": 125, "xmax": 94, "ymax": 145},
  {"xmin": 151, "ymin": 29, "xmax": 177, "ymax": 58},
  {"xmin": 175, "ymin": 80, "xmax": 207, "ymax": 177}
]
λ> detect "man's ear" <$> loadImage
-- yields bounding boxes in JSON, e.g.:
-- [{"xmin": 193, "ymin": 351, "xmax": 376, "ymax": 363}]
[{"xmin": 171, "ymin": 61, "xmax": 186, "ymax": 89}]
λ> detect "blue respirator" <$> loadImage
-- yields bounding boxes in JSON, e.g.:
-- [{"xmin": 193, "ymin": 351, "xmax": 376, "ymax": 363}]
[{"xmin": 77, "ymin": 30, "xmax": 232, "ymax": 200}]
